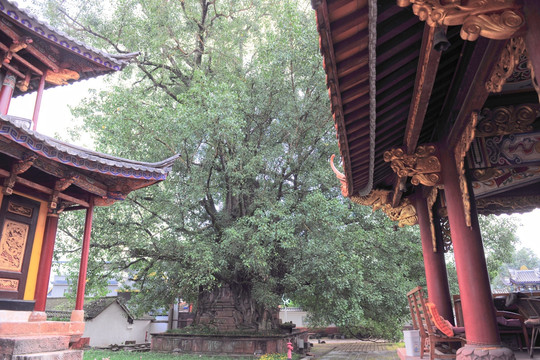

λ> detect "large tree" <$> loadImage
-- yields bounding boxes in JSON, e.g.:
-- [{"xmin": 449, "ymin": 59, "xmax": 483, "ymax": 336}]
[{"xmin": 43, "ymin": 0, "xmax": 425, "ymax": 338}]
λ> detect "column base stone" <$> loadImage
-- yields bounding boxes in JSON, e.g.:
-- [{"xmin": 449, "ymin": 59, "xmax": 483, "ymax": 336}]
[
  {"xmin": 457, "ymin": 345, "xmax": 515, "ymax": 360},
  {"xmin": 70, "ymin": 310, "xmax": 84, "ymax": 322}
]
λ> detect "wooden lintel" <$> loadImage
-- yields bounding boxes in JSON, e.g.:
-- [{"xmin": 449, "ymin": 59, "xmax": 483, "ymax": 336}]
[
  {"xmin": 1, "ymin": 61, "xmax": 25, "ymax": 79},
  {"xmin": 0, "ymin": 168, "xmax": 89, "ymax": 208},
  {"xmin": 446, "ymin": 39, "xmax": 508, "ymax": 149},
  {"xmin": 0, "ymin": 21, "xmax": 59, "ymax": 71},
  {"xmin": 0, "ymin": 41, "xmax": 43, "ymax": 76},
  {"xmin": 391, "ymin": 25, "xmax": 443, "ymax": 207},
  {"xmin": 62, "ymin": 205, "xmax": 87, "ymax": 212}
]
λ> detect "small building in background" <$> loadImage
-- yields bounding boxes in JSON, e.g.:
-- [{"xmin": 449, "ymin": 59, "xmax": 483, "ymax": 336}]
[
  {"xmin": 46, "ymin": 296, "xmax": 162, "ymax": 347},
  {"xmin": 503, "ymin": 266, "xmax": 540, "ymax": 292}
]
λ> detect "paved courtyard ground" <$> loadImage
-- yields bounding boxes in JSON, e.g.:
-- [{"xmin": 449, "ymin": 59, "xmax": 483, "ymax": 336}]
[{"xmin": 303, "ymin": 339, "xmax": 400, "ymax": 360}]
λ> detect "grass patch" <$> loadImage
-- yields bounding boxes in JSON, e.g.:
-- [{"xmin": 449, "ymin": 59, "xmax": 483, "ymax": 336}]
[
  {"xmin": 384, "ymin": 342, "xmax": 404, "ymax": 350},
  {"xmin": 83, "ymin": 350, "xmax": 242, "ymax": 359}
]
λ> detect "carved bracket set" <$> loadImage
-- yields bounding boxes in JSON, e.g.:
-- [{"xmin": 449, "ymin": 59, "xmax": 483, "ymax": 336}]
[
  {"xmin": 396, "ymin": 0, "xmax": 524, "ymax": 41},
  {"xmin": 351, "ymin": 189, "xmax": 418, "ymax": 228},
  {"xmin": 384, "ymin": 144, "xmax": 442, "ymax": 187},
  {"xmin": 3, "ymin": 153, "xmax": 37, "ymax": 195}
]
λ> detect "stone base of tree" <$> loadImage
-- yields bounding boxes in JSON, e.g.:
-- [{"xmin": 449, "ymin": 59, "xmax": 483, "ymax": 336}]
[
  {"xmin": 151, "ymin": 331, "xmax": 309, "ymax": 356},
  {"xmin": 457, "ymin": 345, "xmax": 515, "ymax": 360}
]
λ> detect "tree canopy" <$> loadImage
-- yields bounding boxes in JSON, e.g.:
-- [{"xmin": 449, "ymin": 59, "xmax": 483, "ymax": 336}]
[{"xmin": 37, "ymin": 0, "xmax": 427, "ymax": 339}]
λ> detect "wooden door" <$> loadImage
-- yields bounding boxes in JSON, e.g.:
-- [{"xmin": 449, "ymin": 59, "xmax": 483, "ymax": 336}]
[{"xmin": 0, "ymin": 194, "xmax": 40, "ymax": 299}]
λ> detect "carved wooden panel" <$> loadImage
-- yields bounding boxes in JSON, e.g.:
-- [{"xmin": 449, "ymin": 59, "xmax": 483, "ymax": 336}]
[
  {"xmin": 0, "ymin": 220, "xmax": 29, "ymax": 272},
  {"xmin": 8, "ymin": 202, "xmax": 33, "ymax": 218},
  {"xmin": 0, "ymin": 278, "xmax": 18, "ymax": 291}
]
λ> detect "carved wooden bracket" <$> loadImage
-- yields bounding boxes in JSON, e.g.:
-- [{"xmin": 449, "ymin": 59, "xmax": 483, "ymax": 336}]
[
  {"xmin": 396, "ymin": 0, "xmax": 524, "ymax": 41},
  {"xmin": 45, "ymin": 68, "xmax": 80, "ymax": 86},
  {"xmin": 49, "ymin": 175, "xmax": 79, "ymax": 209},
  {"xmin": 382, "ymin": 197, "xmax": 418, "ymax": 227},
  {"xmin": 351, "ymin": 189, "xmax": 391, "ymax": 211},
  {"xmin": 455, "ymin": 112, "xmax": 478, "ymax": 228},
  {"xmin": 486, "ymin": 37, "xmax": 527, "ymax": 93},
  {"xmin": 3, "ymin": 154, "xmax": 37, "ymax": 195},
  {"xmin": 16, "ymin": 71, "xmax": 31, "ymax": 92},
  {"xmin": 384, "ymin": 145, "xmax": 442, "ymax": 187},
  {"xmin": 351, "ymin": 188, "xmax": 417, "ymax": 227},
  {"xmin": 476, "ymin": 103, "xmax": 539, "ymax": 137}
]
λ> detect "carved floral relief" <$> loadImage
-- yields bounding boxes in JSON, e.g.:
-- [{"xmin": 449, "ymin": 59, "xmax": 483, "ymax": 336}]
[
  {"xmin": 0, "ymin": 278, "xmax": 18, "ymax": 291},
  {"xmin": 0, "ymin": 220, "xmax": 29, "ymax": 272}
]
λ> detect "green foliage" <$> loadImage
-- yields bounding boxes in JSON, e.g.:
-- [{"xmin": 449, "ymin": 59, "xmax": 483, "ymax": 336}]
[
  {"xmin": 259, "ymin": 353, "xmax": 301, "ymax": 360},
  {"xmin": 444, "ymin": 214, "xmax": 521, "ymax": 295},
  {"xmin": 507, "ymin": 247, "xmax": 540, "ymax": 269},
  {"xmin": 479, "ymin": 215, "xmax": 520, "ymax": 282},
  {"xmin": 43, "ymin": 0, "xmax": 426, "ymax": 338}
]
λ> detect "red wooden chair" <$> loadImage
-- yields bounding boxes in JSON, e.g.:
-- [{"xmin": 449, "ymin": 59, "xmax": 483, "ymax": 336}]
[{"xmin": 407, "ymin": 286, "xmax": 465, "ymax": 359}]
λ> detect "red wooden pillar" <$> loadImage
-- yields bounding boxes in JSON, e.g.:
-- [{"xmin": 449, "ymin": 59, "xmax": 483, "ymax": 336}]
[
  {"xmin": 0, "ymin": 72, "xmax": 16, "ymax": 115},
  {"xmin": 414, "ymin": 191, "xmax": 454, "ymax": 324},
  {"xmin": 440, "ymin": 146, "xmax": 499, "ymax": 346},
  {"xmin": 34, "ymin": 213, "xmax": 59, "ymax": 312},
  {"xmin": 32, "ymin": 74, "xmax": 46, "ymax": 131},
  {"xmin": 75, "ymin": 199, "xmax": 94, "ymax": 310}
]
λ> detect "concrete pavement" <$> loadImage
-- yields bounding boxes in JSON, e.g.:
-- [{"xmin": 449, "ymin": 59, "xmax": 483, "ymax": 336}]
[{"xmin": 303, "ymin": 339, "xmax": 400, "ymax": 360}]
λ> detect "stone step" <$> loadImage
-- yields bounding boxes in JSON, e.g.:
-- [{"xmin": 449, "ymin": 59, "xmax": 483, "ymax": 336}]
[
  {"xmin": 0, "ymin": 321, "xmax": 84, "ymax": 336},
  {"xmin": 0, "ymin": 336, "xmax": 71, "ymax": 355},
  {"xmin": 12, "ymin": 349, "xmax": 83, "ymax": 360}
]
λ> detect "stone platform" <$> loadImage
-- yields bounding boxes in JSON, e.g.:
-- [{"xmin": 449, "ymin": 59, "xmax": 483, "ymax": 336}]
[
  {"xmin": 0, "ymin": 310, "xmax": 85, "ymax": 360},
  {"xmin": 151, "ymin": 330, "xmax": 308, "ymax": 355}
]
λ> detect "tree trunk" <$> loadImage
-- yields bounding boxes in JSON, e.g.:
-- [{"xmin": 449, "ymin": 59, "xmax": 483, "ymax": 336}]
[{"xmin": 194, "ymin": 284, "xmax": 280, "ymax": 332}]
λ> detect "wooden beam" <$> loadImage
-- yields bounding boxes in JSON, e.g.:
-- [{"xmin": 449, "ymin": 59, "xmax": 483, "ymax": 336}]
[
  {"xmin": 0, "ymin": 168, "xmax": 89, "ymax": 207},
  {"xmin": 1, "ymin": 61, "xmax": 25, "ymax": 79},
  {"xmin": 0, "ymin": 41, "xmax": 43, "ymax": 76},
  {"xmin": 391, "ymin": 25, "xmax": 443, "ymax": 207},
  {"xmin": 446, "ymin": 39, "xmax": 508, "ymax": 149},
  {"xmin": 0, "ymin": 21, "xmax": 59, "ymax": 71}
]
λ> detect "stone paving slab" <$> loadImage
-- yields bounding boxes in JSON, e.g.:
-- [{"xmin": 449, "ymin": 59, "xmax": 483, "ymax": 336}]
[{"xmin": 304, "ymin": 340, "xmax": 399, "ymax": 360}]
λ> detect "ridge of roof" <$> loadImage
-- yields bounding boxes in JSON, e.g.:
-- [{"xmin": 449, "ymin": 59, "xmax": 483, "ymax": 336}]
[
  {"xmin": 0, "ymin": 0, "xmax": 138, "ymax": 71},
  {"xmin": 0, "ymin": 115, "xmax": 180, "ymax": 181}
]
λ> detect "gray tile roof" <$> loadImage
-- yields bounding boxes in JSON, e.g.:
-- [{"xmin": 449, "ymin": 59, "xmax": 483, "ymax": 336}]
[
  {"xmin": 0, "ymin": 115, "xmax": 180, "ymax": 181},
  {"xmin": 1, "ymin": 0, "xmax": 138, "ymax": 71},
  {"xmin": 506, "ymin": 269, "xmax": 540, "ymax": 285}
]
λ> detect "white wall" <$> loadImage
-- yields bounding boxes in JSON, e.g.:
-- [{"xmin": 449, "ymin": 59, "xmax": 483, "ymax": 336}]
[
  {"xmin": 83, "ymin": 302, "xmax": 151, "ymax": 347},
  {"xmin": 279, "ymin": 308, "xmax": 308, "ymax": 327}
]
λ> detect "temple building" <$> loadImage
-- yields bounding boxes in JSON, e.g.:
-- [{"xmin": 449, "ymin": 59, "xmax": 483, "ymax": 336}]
[
  {"xmin": 503, "ymin": 267, "xmax": 540, "ymax": 292},
  {"xmin": 0, "ymin": 1, "xmax": 178, "ymax": 358},
  {"xmin": 313, "ymin": 0, "xmax": 540, "ymax": 359}
]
